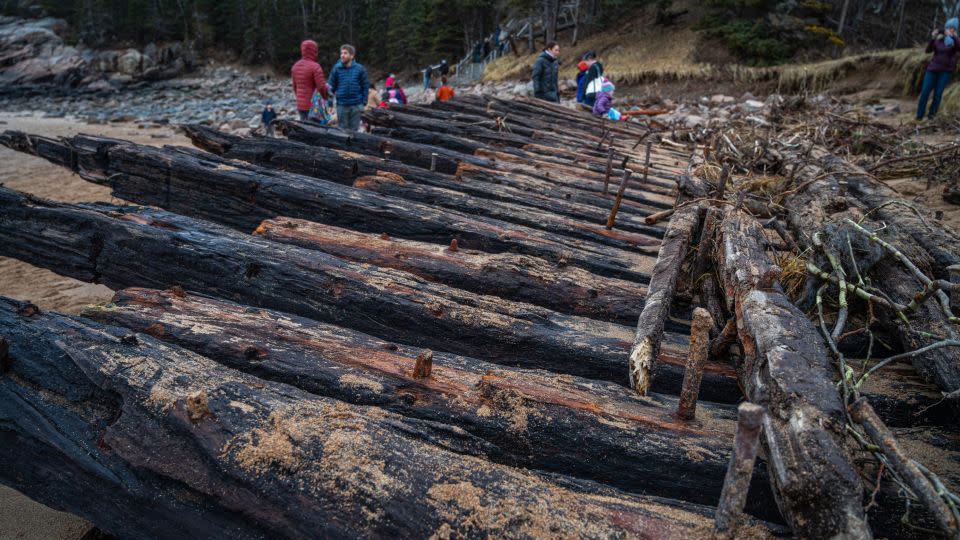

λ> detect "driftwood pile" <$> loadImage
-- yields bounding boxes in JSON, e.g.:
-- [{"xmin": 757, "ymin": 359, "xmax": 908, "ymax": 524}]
[{"xmin": 0, "ymin": 94, "xmax": 957, "ymax": 539}]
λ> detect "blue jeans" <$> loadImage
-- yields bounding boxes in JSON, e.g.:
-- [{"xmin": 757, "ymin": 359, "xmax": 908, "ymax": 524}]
[
  {"xmin": 337, "ymin": 104, "xmax": 363, "ymax": 132},
  {"xmin": 916, "ymin": 70, "xmax": 953, "ymax": 120}
]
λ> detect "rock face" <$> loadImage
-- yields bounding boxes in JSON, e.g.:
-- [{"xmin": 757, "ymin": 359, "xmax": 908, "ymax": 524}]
[
  {"xmin": 0, "ymin": 17, "xmax": 85, "ymax": 87},
  {"xmin": 0, "ymin": 16, "xmax": 194, "ymax": 93}
]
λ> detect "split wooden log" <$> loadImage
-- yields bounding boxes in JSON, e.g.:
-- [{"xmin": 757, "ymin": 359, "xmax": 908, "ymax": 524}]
[
  {"xmin": 0, "ymin": 296, "xmax": 748, "ymax": 539},
  {"xmin": 715, "ymin": 208, "xmax": 871, "ymax": 538},
  {"xmin": 81, "ymin": 287, "xmax": 781, "ymax": 519},
  {"xmin": 254, "ymin": 217, "xmax": 649, "ymax": 324},
  {"xmin": 629, "ymin": 168, "xmax": 709, "ymax": 396},
  {"xmin": 0, "ymin": 187, "xmax": 741, "ymax": 401},
  {"xmin": 184, "ymin": 125, "xmax": 665, "ymax": 237},
  {"xmin": 0, "ymin": 130, "xmax": 654, "ymax": 283}
]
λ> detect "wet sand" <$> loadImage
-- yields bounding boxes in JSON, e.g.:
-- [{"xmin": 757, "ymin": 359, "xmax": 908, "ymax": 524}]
[{"xmin": 0, "ymin": 112, "xmax": 190, "ymax": 539}]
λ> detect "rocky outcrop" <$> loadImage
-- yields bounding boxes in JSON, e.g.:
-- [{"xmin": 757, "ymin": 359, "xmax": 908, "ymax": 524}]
[{"xmin": 0, "ymin": 16, "xmax": 194, "ymax": 94}]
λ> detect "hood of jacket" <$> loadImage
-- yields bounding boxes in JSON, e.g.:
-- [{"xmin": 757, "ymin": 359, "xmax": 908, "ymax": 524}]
[{"xmin": 300, "ymin": 40, "xmax": 318, "ymax": 62}]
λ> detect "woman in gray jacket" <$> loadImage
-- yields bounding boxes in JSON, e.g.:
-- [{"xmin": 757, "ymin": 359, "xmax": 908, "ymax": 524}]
[{"xmin": 532, "ymin": 41, "xmax": 561, "ymax": 102}]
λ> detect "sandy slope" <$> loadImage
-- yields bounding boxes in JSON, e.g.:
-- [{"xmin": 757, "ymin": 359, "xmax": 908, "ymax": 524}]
[{"xmin": 0, "ymin": 111, "xmax": 190, "ymax": 540}]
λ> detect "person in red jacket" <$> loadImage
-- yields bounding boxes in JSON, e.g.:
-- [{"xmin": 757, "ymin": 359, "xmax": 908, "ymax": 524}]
[{"xmin": 291, "ymin": 40, "xmax": 329, "ymax": 121}]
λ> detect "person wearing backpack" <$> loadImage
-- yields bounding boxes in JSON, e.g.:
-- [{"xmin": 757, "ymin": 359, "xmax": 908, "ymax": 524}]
[
  {"xmin": 532, "ymin": 41, "xmax": 560, "ymax": 103},
  {"xmin": 581, "ymin": 51, "xmax": 604, "ymax": 107},
  {"xmin": 328, "ymin": 44, "xmax": 370, "ymax": 132}
]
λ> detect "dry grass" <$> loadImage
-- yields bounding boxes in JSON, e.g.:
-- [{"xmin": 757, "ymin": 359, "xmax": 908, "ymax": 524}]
[
  {"xmin": 773, "ymin": 251, "xmax": 807, "ymax": 300},
  {"xmin": 484, "ymin": 0, "xmax": 712, "ymax": 86},
  {"xmin": 730, "ymin": 48, "xmax": 930, "ymax": 95},
  {"xmin": 485, "ymin": 15, "xmax": 937, "ymax": 105}
]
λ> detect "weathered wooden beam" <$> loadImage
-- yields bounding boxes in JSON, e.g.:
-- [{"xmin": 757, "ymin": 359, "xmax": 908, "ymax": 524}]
[
  {"xmin": 254, "ymin": 217, "xmax": 650, "ymax": 323},
  {"xmin": 184, "ymin": 125, "xmax": 663, "ymax": 242},
  {"xmin": 629, "ymin": 161, "xmax": 709, "ymax": 396},
  {"xmin": 0, "ymin": 296, "xmax": 748, "ymax": 539},
  {"xmin": 276, "ymin": 119, "xmax": 488, "ymax": 174},
  {"xmin": 0, "ymin": 187, "xmax": 741, "ymax": 401},
  {"xmin": 82, "ymin": 287, "xmax": 781, "ymax": 519},
  {"xmin": 715, "ymin": 208, "xmax": 871, "ymax": 538},
  {"xmin": 0, "ymin": 130, "xmax": 654, "ymax": 283},
  {"xmin": 353, "ymin": 173, "xmax": 660, "ymax": 254}
]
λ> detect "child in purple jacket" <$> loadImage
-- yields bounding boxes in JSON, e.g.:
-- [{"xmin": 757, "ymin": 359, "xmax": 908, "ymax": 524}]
[
  {"xmin": 917, "ymin": 18, "xmax": 958, "ymax": 120},
  {"xmin": 592, "ymin": 78, "xmax": 617, "ymax": 119}
]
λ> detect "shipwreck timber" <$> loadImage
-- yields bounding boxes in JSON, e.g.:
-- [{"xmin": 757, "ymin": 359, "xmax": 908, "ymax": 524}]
[{"xmin": 1, "ymin": 94, "xmax": 958, "ymax": 539}]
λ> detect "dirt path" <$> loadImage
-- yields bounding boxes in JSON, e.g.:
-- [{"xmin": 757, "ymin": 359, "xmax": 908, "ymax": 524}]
[{"xmin": 0, "ymin": 111, "xmax": 190, "ymax": 540}]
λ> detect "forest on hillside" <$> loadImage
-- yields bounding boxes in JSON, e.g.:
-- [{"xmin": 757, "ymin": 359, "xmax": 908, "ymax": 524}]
[{"xmin": 2, "ymin": 0, "xmax": 959, "ymax": 71}]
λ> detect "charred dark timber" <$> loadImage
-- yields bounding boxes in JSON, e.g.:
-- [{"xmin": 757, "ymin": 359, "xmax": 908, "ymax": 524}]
[
  {"xmin": 0, "ymin": 296, "xmax": 748, "ymax": 539},
  {"xmin": 181, "ymin": 126, "xmax": 664, "ymax": 251},
  {"xmin": 275, "ymin": 118, "xmax": 489, "ymax": 174},
  {"xmin": 715, "ymin": 208, "xmax": 871, "ymax": 538},
  {"xmin": 0, "ymin": 130, "xmax": 654, "ymax": 283},
  {"xmin": 279, "ymin": 119, "xmax": 677, "ymax": 211},
  {"xmin": 253, "ymin": 218, "xmax": 648, "ymax": 324},
  {"xmin": 183, "ymin": 125, "xmax": 666, "ymax": 239},
  {"xmin": 81, "ymin": 287, "xmax": 781, "ymax": 520},
  {"xmin": 0, "ymin": 187, "xmax": 741, "ymax": 401}
]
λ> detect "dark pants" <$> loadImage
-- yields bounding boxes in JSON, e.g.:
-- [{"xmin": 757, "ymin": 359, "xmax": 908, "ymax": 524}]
[
  {"xmin": 264, "ymin": 122, "xmax": 275, "ymax": 138},
  {"xmin": 337, "ymin": 104, "xmax": 364, "ymax": 132},
  {"xmin": 917, "ymin": 70, "xmax": 953, "ymax": 120},
  {"xmin": 298, "ymin": 110, "xmax": 309, "ymax": 121}
]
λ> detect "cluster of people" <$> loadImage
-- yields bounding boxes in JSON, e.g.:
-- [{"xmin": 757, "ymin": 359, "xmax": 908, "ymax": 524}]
[
  {"xmin": 260, "ymin": 39, "xmax": 460, "ymax": 135},
  {"xmin": 287, "ymin": 40, "xmax": 369, "ymax": 132},
  {"xmin": 530, "ymin": 18, "xmax": 959, "ymax": 124},
  {"xmin": 532, "ymin": 43, "xmax": 620, "ymax": 120}
]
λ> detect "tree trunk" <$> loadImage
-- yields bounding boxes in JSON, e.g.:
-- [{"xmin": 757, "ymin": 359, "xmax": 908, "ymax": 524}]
[{"xmin": 784, "ymin": 146, "xmax": 960, "ymax": 411}]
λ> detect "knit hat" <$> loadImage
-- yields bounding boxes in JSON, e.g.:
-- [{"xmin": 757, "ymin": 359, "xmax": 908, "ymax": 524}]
[
  {"xmin": 946, "ymin": 18, "xmax": 958, "ymax": 47},
  {"xmin": 601, "ymin": 77, "xmax": 615, "ymax": 93},
  {"xmin": 582, "ymin": 51, "xmax": 596, "ymax": 60}
]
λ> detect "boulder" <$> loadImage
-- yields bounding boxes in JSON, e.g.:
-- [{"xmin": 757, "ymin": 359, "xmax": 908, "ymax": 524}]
[{"xmin": 116, "ymin": 49, "xmax": 144, "ymax": 76}]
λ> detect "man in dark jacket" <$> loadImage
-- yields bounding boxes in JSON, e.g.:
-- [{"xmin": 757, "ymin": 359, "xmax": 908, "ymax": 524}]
[
  {"xmin": 531, "ymin": 41, "xmax": 560, "ymax": 103},
  {"xmin": 328, "ymin": 44, "xmax": 369, "ymax": 132},
  {"xmin": 290, "ymin": 40, "xmax": 329, "ymax": 121}
]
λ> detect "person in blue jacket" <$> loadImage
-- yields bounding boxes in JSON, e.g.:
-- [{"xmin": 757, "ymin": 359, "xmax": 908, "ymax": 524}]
[{"xmin": 328, "ymin": 44, "xmax": 370, "ymax": 132}]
